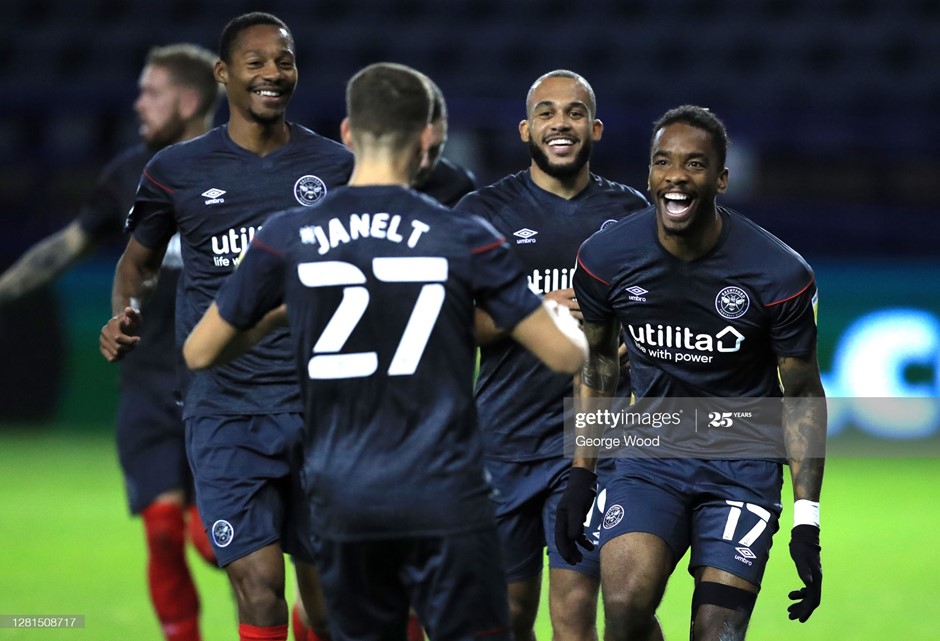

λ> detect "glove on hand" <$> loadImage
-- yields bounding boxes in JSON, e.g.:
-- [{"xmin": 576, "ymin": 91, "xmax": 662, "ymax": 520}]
[
  {"xmin": 788, "ymin": 524, "xmax": 822, "ymax": 622},
  {"xmin": 554, "ymin": 467, "xmax": 597, "ymax": 565}
]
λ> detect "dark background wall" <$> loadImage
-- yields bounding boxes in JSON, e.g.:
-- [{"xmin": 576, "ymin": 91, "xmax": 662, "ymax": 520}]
[{"xmin": 1, "ymin": 0, "xmax": 938, "ymax": 425}]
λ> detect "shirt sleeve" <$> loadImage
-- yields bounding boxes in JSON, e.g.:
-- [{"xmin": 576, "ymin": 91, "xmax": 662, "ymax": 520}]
[
  {"xmin": 573, "ymin": 241, "xmax": 616, "ymax": 324},
  {"xmin": 768, "ymin": 276, "xmax": 819, "ymax": 358},
  {"xmin": 127, "ymin": 161, "xmax": 180, "ymax": 250},
  {"xmin": 466, "ymin": 215, "xmax": 541, "ymax": 330},
  {"xmin": 215, "ymin": 224, "xmax": 287, "ymax": 330}
]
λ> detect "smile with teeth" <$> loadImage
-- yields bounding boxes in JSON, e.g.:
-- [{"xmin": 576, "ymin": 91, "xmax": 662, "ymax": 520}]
[
  {"xmin": 663, "ymin": 192, "xmax": 694, "ymax": 217},
  {"xmin": 547, "ymin": 138, "xmax": 575, "ymax": 147},
  {"xmin": 254, "ymin": 89, "xmax": 282, "ymax": 97}
]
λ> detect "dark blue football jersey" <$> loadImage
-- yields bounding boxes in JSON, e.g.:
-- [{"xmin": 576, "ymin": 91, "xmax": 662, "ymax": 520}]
[
  {"xmin": 76, "ymin": 143, "xmax": 178, "ymax": 390},
  {"xmin": 575, "ymin": 206, "xmax": 818, "ymax": 457},
  {"xmin": 214, "ymin": 185, "xmax": 541, "ymax": 540},
  {"xmin": 455, "ymin": 170, "xmax": 648, "ymax": 461},
  {"xmin": 127, "ymin": 124, "xmax": 354, "ymax": 418},
  {"xmin": 417, "ymin": 157, "xmax": 476, "ymax": 207}
]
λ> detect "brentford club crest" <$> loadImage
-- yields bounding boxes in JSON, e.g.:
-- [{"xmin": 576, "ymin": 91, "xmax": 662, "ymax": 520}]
[
  {"xmin": 715, "ymin": 286, "xmax": 750, "ymax": 319},
  {"xmin": 211, "ymin": 519, "xmax": 234, "ymax": 547},
  {"xmin": 294, "ymin": 175, "xmax": 327, "ymax": 206}
]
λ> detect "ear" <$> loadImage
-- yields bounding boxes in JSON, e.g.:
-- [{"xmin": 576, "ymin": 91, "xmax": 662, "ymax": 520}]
[
  {"xmin": 717, "ymin": 167, "xmax": 729, "ymax": 194},
  {"xmin": 178, "ymin": 88, "xmax": 200, "ymax": 121},
  {"xmin": 592, "ymin": 118, "xmax": 604, "ymax": 142},
  {"xmin": 419, "ymin": 123, "xmax": 434, "ymax": 155},
  {"xmin": 339, "ymin": 117, "xmax": 354, "ymax": 149},
  {"xmin": 518, "ymin": 119, "xmax": 530, "ymax": 143},
  {"xmin": 213, "ymin": 60, "xmax": 227, "ymax": 85}
]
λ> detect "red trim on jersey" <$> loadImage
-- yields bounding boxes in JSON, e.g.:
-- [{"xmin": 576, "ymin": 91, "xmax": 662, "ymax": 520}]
[
  {"xmin": 576, "ymin": 255, "xmax": 609, "ymax": 285},
  {"xmin": 766, "ymin": 277, "xmax": 814, "ymax": 307},
  {"xmin": 251, "ymin": 237, "xmax": 283, "ymax": 257},
  {"xmin": 470, "ymin": 236, "xmax": 506, "ymax": 255},
  {"xmin": 144, "ymin": 169, "xmax": 175, "ymax": 193},
  {"xmin": 474, "ymin": 626, "xmax": 511, "ymax": 637}
]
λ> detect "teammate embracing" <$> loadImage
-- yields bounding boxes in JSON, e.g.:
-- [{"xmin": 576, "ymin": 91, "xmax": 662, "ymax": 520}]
[{"xmin": 182, "ymin": 61, "xmax": 590, "ymax": 641}]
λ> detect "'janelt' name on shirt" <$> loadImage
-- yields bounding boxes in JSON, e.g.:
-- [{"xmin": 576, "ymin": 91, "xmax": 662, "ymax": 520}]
[{"xmin": 299, "ymin": 213, "xmax": 430, "ymax": 255}]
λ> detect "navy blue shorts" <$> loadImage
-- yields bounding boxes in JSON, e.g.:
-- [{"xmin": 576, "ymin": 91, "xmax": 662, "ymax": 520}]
[
  {"xmin": 185, "ymin": 413, "xmax": 309, "ymax": 567},
  {"xmin": 599, "ymin": 459, "xmax": 783, "ymax": 586},
  {"xmin": 116, "ymin": 384, "xmax": 192, "ymax": 514},
  {"xmin": 316, "ymin": 528, "xmax": 511, "ymax": 641},
  {"xmin": 486, "ymin": 457, "xmax": 612, "ymax": 581}
]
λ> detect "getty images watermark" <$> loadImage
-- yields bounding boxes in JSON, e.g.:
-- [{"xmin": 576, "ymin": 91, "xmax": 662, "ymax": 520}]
[{"xmin": 563, "ymin": 397, "xmax": 940, "ymax": 459}]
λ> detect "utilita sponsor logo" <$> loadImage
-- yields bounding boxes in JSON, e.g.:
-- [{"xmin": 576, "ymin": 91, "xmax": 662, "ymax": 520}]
[
  {"xmin": 628, "ymin": 323, "xmax": 745, "ymax": 364},
  {"xmin": 528, "ymin": 267, "xmax": 575, "ymax": 294},
  {"xmin": 210, "ymin": 226, "xmax": 260, "ymax": 267}
]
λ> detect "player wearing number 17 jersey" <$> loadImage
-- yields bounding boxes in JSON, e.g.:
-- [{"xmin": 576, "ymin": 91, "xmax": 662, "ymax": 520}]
[
  {"xmin": 556, "ymin": 105, "xmax": 826, "ymax": 641},
  {"xmin": 184, "ymin": 62, "xmax": 589, "ymax": 641}
]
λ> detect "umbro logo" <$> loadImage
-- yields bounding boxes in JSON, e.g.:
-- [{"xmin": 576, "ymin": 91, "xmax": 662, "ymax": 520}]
[
  {"xmin": 626, "ymin": 285, "xmax": 648, "ymax": 302},
  {"xmin": 202, "ymin": 188, "xmax": 226, "ymax": 205},
  {"xmin": 513, "ymin": 228, "xmax": 538, "ymax": 244},
  {"xmin": 734, "ymin": 546, "xmax": 756, "ymax": 565}
]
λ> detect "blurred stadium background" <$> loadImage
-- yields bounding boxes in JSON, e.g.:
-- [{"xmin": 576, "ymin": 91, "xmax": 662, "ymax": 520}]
[{"xmin": 1, "ymin": 0, "xmax": 938, "ymax": 639}]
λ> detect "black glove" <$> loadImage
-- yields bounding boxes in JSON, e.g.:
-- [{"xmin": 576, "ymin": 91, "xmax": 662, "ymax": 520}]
[
  {"xmin": 554, "ymin": 467, "xmax": 597, "ymax": 565},
  {"xmin": 788, "ymin": 524, "xmax": 822, "ymax": 622}
]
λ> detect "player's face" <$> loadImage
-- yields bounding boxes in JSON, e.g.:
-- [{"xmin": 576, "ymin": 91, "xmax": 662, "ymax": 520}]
[
  {"xmin": 520, "ymin": 76, "xmax": 602, "ymax": 179},
  {"xmin": 648, "ymin": 122, "xmax": 728, "ymax": 237},
  {"xmin": 134, "ymin": 64, "xmax": 188, "ymax": 150},
  {"xmin": 217, "ymin": 24, "xmax": 297, "ymax": 124},
  {"xmin": 412, "ymin": 117, "xmax": 446, "ymax": 187}
]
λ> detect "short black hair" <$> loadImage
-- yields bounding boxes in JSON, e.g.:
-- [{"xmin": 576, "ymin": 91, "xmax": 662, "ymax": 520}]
[
  {"xmin": 526, "ymin": 69, "xmax": 597, "ymax": 118},
  {"xmin": 652, "ymin": 105, "xmax": 730, "ymax": 167},
  {"xmin": 346, "ymin": 62, "xmax": 432, "ymax": 146},
  {"xmin": 218, "ymin": 12, "xmax": 291, "ymax": 63}
]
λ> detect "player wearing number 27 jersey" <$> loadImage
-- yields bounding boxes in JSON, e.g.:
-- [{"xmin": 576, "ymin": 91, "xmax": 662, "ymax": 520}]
[{"xmin": 212, "ymin": 186, "xmax": 544, "ymax": 536}]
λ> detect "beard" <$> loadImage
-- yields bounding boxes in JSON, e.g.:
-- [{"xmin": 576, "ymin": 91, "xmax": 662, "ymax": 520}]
[
  {"xmin": 528, "ymin": 137, "xmax": 592, "ymax": 179},
  {"xmin": 142, "ymin": 115, "xmax": 187, "ymax": 151}
]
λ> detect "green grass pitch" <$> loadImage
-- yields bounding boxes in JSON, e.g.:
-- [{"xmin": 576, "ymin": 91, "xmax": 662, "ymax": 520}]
[{"xmin": 0, "ymin": 427, "xmax": 937, "ymax": 640}]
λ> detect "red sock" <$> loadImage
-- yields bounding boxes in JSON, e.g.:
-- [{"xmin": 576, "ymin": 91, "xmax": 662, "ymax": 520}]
[
  {"xmin": 239, "ymin": 623, "xmax": 289, "ymax": 641},
  {"xmin": 186, "ymin": 504, "xmax": 217, "ymax": 566},
  {"xmin": 291, "ymin": 602, "xmax": 309, "ymax": 641},
  {"xmin": 141, "ymin": 502, "xmax": 201, "ymax": 641},
  {"xmin": 407, "ymin": 610, "xmax": 424, "ymax": 641}
]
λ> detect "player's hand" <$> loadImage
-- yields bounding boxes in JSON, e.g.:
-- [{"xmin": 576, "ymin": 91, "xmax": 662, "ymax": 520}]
[
  {"xmin": 788, "ymin": 524, "xmax": 822, "ymax": 622},
  {"xmin": 100, "ymin": 306, "xmax": 142, "ymax": 362},
  {"xmin": 554, "ymin": 466, "xmax": 597, "ymax": 565},
  {"xmin": 544, "ymin": 287, "xmax": 582, "ymax": 321}
]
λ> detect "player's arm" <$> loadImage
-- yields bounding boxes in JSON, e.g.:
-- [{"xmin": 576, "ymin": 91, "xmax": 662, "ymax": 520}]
[
  {"xmin": 779, "ymin": 351, "xmax": 826, "ymax": 502},
  {"xmin": 476, "ymin": 286, "xmax": 583, "ymax": 345},
  {"xmin": 553, "ymin": 316, "xmax": 618, "ymax": 564},
  {"xmin": 183, "ymin": 302, "xmax": 287, "ymax": 370},
  {"xmin": 778, "ymin": 350, "xmax": 827, "ymax": 623},
  {"xmin": 99, "ymin": 236, "xmax": 167, "ymax": 362},
  {"xmin": 0, "ymin": 221, "xmax": 95, "ymax": 306},
  {"xmin": 573, "ymin": 318, "xmax": 621, "ymax": 471},
  {"xmin": 509, "ymin": 299, "xmax": 587, "ymax": 375}
]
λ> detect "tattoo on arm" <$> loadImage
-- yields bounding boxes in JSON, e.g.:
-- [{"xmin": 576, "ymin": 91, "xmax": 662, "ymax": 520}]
[
  {"xmin": 581, "ymin": 321, "xmax": 620, "ymax": 396},
  {"xmin": 779, "ymin": 353, "xmax": 827, "ymax": 502}
]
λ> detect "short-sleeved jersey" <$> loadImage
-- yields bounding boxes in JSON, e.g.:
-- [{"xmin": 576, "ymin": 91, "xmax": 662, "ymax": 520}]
[
  {"xmin": 575, "ymin": 206, "xmax": 818, "ymax": 456},
  {"xmin": 455, "ymin": 170, "xmax": 648, "ymax": 461},
  {"xmin": 418, "ymin": 157, "xmax": 476, "ymax": 207},
  {"xmin": 76, "ymin": 143, "xmax": 178, "ymax": 389},
  {"xmin": 127, "ymin": 124, "xmax": 354, "ymax": 418},
  {"xmin": 214, "ymin": 185, "xmax": 541, "ymax": 540}
]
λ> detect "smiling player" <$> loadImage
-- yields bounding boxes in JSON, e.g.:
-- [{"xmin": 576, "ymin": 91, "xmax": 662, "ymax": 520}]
[{"xmin": 99, "ymin": 13, "xmax": 353, "ymax": 641}]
